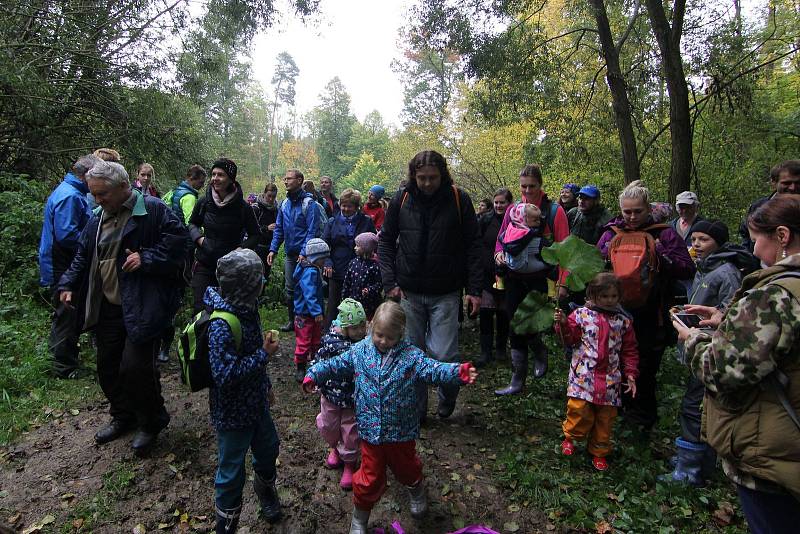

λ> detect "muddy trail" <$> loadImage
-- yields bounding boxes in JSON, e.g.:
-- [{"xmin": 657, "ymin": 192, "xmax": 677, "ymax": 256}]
[{"xmin": 0, "ymin": 330, "xmax": 545, "ymax": 534}]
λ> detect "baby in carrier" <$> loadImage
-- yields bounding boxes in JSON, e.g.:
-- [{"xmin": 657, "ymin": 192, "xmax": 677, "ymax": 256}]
[{"xmin": 499, "ymin": 203, "xmax": 550, "ymax": 274}]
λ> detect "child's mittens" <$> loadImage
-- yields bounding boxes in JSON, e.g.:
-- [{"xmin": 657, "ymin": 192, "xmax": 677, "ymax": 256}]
[
  {"xmin": 458, "ymin": 362, "xmax": 478, "ymax": 385},
  {"xmin": 301, "ymin": 376, "xmax": 316, "ymax": 394}
]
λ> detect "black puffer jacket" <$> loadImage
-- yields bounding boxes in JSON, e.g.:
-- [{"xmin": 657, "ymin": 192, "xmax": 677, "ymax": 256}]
[
  {"xmin": 478, "ymin": 211, "xmax": 504, "ymax": 290},
  {"xmin": 188, "ymin": 183, "xmax": 263, "ymax": 269},
  {"xmin": 378, "ymin": 178, "xmax": 482, "ymax": 296}
]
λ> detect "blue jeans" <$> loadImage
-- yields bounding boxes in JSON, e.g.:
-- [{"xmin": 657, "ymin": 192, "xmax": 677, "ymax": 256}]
[
  {"xmin": 737, "ymin": 484, "xmax": 800, "ymax": 534},
  {"xmin": 401, "ymin": 290, "xmax": 461, "ymax": 417},
  {"xmin": 215, "ymin": 410, "xmax": 280, "ymax": 511}
]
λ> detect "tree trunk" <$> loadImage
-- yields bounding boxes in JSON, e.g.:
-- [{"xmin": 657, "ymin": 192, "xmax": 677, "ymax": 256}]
[
  {"xmin": 589, "ymin": 0, "xmax": 641, "ymax": 184},
  {"xmin": 645, "ymin": 0, "xmax": 692, "ymax": 201}
]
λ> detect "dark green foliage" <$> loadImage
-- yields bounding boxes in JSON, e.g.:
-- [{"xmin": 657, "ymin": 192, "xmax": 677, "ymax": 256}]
[
  {"xmin": 541, "ymin": 235, "xmax": 606, "ymax": 292},
  {"xmin": 0, "ymin": 173, "xmax": 48, "ymax": 295},
  {"xmin": 512, "ymin": 290, "xmax": 554, "ymax": 335}
]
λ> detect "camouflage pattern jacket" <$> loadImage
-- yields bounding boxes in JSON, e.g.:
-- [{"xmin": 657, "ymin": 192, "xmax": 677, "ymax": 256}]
[{"xmin": 685, "ymin": 253, "xmax": 800, "ymax": 499}]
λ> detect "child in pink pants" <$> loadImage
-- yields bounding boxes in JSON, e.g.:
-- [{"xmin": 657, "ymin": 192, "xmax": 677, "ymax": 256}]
[
  {"xmin": 310, "ymin": 298, "xmax": 367, "ymax": 489},
  {"xmin": 292, "ymin": 238, "xmax": 328, "ymax": 382}
]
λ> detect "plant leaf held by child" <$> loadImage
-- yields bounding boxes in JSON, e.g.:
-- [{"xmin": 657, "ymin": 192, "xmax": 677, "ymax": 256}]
[
  {"xmin": 512, "ymin": 291, "xmax": 554, "ymax": 335},
  {"xmin": 541, "ymin": 236, "xmax": 605, "ymax": 292}
]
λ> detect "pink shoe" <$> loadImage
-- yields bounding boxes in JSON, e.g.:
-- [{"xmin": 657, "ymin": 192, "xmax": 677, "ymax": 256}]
[
  {"xmin": 326, "ymin": 448, "xmax": 342, "ymax": 469},
  {"xmin": 340, "ymin": 462, "xmax": 355, "ymax": 490}
]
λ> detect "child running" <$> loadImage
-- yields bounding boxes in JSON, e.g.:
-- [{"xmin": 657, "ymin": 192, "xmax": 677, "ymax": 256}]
[
  {"xmin": 341, "ymin": 232, "xmax": 383, "ymax": 319},
  {"xmin": 554, "ymin": 272, "xmax": 639, "ymax": 471},
  {"xmin": 205, "ymin": 249, "xmax": 282, "ymax": 533},
  {"xmin": 293, "ymin": 237, "xmax": 329, "ymax": 382},
  {"xmin": 499, "ymin": 203, "xmax": 550, "ymax": 274},
  {"xmin": 310, "ymin": 298, "xmax": 367, "ymax": 490},
  {"xmin": 302, "ymin": 301, "xmax": 478, "ymax": 534}
]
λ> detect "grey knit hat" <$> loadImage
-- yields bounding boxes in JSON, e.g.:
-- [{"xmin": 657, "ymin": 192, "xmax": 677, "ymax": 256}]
[
  {"xmin": 216, "ymin": 249, "xmax": 263, "ymax": 312},
  {"xmin": 305, "ymin": 238, "xmax": 330, "ymax": 264}
]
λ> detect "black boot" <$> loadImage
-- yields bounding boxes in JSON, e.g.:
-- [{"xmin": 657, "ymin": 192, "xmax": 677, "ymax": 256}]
[
  {"xmin": 495, "ymin": 311, "xmax": 510, "ymax": 362},
  {"xmin": 295, "ymin": 362, "xmax": 307, "ymax": 384},
  {"xmin": 476, "ymin": 333, "xmax": 494, "ymax": 368},
  {"xmin": 531, "ymin": 336, "xmax": 548, "ymax": 378},
  {"xmin": 215, "ymin": 505, "xmax": 241, "ymax": 534},
  {"xmin": 253, "ymin": 472, "xmax": 282, "ymax": 523},
  {"xmin": 280, "ymin": 302, "xmax": 295, "ymax": 332}
]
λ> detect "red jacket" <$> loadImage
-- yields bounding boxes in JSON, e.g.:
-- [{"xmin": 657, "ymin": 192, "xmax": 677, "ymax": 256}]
[{"xmin": 362, "ymin": 203, "xmax": 385, "ymax": 231}]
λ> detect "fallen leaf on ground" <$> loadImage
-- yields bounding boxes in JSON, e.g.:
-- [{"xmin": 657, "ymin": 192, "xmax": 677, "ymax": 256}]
[
  {"xmin": 503, "ymin": 520, "xmax": 520, "ymax": 532},
  {"xmin": 713, "ymin": 501, "xmax": 735, "ymax": 526},
  {"xmin": 596, "ymin": 519, "xmax": 612, "ymax": 533},
  {"xmin": 133, "ymin": 524, "xmax": 146, "ymax": 534}
]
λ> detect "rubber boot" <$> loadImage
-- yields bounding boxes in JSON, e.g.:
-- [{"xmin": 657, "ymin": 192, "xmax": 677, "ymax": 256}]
[
  {"xmin": 495, "ymin": 348, "xmax": 528, "ymax": 395},
  {"xmin": 496, "ymin": 312, "xmax": 509, "ymax": 362},
  {"xmin": 253, "ymin": 472, "xmax": 282, "ymax": 523},
  {"xmin": 215, "ymin": 505, "xmax": 241, "ymax": 534},
  {"xmin": 407, "ymin": 480, "xmax": 428, "ymax": 519},
  {"xmin": 349, "ymin": 507, "xmax": 371, "ymax": 534},
  {"xmin": 476, "ymin": 333, "xmax": 494, "ymax": 368},
  {"xmin": 658, "ymin": 437, "xmax": 707, "ymax": 487},
  {"xmin": 280, "ymin": 304, "xmax": 295, "ymax": 332},
  {"xmin": 531, "ymin": 336, "xmax": 548, "ymax": 378}
]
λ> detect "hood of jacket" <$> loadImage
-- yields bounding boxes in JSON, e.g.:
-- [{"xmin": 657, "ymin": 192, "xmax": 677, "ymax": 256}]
[{"xmin": 214, "ymin": 249, "xmax": 264, "ymax": 313}]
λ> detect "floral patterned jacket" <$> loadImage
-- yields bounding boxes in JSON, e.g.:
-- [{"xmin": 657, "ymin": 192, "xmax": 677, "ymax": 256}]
[{"xmin": 556, "ymin": 306, "xmax": 640, "ymax": 406}]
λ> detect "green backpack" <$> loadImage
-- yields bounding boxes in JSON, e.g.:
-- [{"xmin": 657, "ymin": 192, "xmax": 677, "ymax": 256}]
[{"xmin": 177, "ymin": 310, "xmax": 241, "ymax": 392}]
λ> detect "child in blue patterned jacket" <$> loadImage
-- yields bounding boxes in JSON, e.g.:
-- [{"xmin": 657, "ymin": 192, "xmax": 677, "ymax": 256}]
[
  {"xmin": 205, "ymin": 249, "xmax": 281, "ymax": 533},
  {"xmin": 310, "ymin": 298, "xmax": 368, "ymax": 491},
  {"xmin": 302, "ymin": 300, "xmax": 478, "ymax": 534}
]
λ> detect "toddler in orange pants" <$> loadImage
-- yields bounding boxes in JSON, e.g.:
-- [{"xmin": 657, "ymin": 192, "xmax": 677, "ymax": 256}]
[{"xmin": 554, "ymin": 273, "xmax": 639, "ymax": 471}]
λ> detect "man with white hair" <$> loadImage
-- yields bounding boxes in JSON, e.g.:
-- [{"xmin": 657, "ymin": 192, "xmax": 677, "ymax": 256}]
[
  {"xmin": 58, "ymin": 161, "xmax": 187, "ymax": 453},
  {"xmin": 39, "ymin": 154, "xmax": 99, "ymax": 378},
  {"xmin": 669, "ymin": 191, "xmax": 704, "ymax": 247}
]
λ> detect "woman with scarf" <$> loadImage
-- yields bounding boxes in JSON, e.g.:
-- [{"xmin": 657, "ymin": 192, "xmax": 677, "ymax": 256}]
[
  {"xmin": 494, "ymin": 164, "xmax": 570, "ymax": 394},
  {"xmin": 252, "ymin": 183, "xmax": 279, "ymax": 279},
  {"xmin": 188, "ymin": 159, "xmax": 263, "ymax": 313},
  {"xmin": 322, "ymin": 188, "xmax": 376, "ymax": 329}
]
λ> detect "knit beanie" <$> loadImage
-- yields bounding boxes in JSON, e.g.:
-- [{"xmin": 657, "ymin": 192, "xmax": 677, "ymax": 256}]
[
  {"xmin": 211, "ymin": 158, "xmax": 238, "ymax": 182},
  {"xmin": 355, "ymin": 232, "xmax": 379, "ymax": 254},
  {"xmin": 305, "ymin": 238, "xmax": 330, "ymax": 264},
  {"xmin": 690, "ymin": 219, "xmax": 729, "ymax": 246},
  {"xmin": 336, "ymin": 298, "xmax": 366, "ymax": 328},
  {"xmin": 369, "ymin": 184, "xmax": 385, "ymax": 199}
]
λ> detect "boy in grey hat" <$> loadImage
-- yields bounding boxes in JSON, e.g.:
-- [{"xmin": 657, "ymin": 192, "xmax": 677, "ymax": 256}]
[{"xmin": 292, "ymin": 238, "xmax": 329, "ymax": 381}]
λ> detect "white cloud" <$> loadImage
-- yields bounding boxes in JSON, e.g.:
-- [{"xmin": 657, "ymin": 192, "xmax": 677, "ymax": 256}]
[{"xmin": 251, "ymin": 0, "xmax": 410, "ymax": 128}]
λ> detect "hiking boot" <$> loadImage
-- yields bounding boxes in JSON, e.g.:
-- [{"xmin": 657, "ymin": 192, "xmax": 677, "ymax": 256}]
[
  {"xmin": 437, "ymin": 401, "xmax": 455, "ymax": 419},
  {"xmin": 349, "ymin": 507, "xmax": 370, "ymax": 534},
  {"xmin": 407, "ymin": 480, "xmax": 428, "ymax": 519},
  {"xmin": 157, "ymin": 348, "xmax": 170, "ymax": 364},
  {"xmin": 295, "ymin": 363, "xmax": 307, "ymax": 384},
  {"xmin": 340, "ymin": 462, "xmax": 355, "ymax": 490},
  {"xmin": 495, "ymin": 349, "xmax": 527, "ymax": 395},
  {"xmin": 215, "ymin": 505, "xmax": 241, "ymax": 534},
  {"xmin": 94, "ymin": 419, "xmax": 133, "ymax": 444},
  {"xmin": 131, "ymin": 430, "xmax": 159, "ymax": 453},
  {"xmin": 326, "ymin": 448, "xmax": 342, "ymax": 469},
  {"xmin": 253, "ymin": 472, "xmax": 282, "ymax": 523}
]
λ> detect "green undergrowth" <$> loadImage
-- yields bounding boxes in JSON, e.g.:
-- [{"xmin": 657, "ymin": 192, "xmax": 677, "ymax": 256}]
[
  {"xmin": 0, "ymin": 294, "xmax": 101, "ymax": 446},
  {"xmin": 61, "ymin": 459, "xmax": 137, "ymax": 532},
  {"xmin": 470, "ymin": 332, "xmax": 746, "ymax": 533}
]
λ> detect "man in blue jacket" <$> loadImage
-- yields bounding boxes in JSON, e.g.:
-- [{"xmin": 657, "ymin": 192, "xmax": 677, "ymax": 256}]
[
  {"xmin": 58, "ymin": 161, "xmax": 187, "ymax": 452},
  {"xmin": 267, "ymin": 169, "xmax": 319, "ymax": 331},
  {"xmin": 39, "ymin": 154, "xmax": 99, "ymax": 378}
]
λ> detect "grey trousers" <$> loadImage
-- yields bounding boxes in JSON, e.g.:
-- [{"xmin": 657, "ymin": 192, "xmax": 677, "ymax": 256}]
[{"xmin": 401, "ymin": 290, "xmax": 461, "ymax": 418}]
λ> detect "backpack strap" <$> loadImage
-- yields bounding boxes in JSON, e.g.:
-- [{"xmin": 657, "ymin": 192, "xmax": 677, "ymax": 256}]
[{"xmin": 209, "ymin": 310, "xmax": 242, "ymax": 350}]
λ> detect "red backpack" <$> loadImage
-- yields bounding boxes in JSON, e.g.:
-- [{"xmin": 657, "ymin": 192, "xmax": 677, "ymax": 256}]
[{"xmin": 608, "ymin": 224, "xmax": 668, "ymax": 308}]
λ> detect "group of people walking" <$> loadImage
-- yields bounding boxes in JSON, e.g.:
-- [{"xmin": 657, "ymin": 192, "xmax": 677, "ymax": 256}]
[{"xmin": 38, "ymin": 149, "xmax": 800, "ymax": 533}]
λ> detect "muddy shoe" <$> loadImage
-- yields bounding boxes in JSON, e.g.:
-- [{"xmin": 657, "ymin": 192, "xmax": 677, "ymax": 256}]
[
  {"xmin": 253, "ymin": 472, "xmax": 282, "ymax": 523},
  {"xmin": 94, "ymin": 419, "xmax": 132, "ymax": 444},
  {"xmin": 340, "ymin": 462, "xmax": 355, "ymax": 490},
  {"xmin": 326, "ymin": 448, "xmax": 342, "ymax": 469},
  {"xmin": 131, "ymin": 430, "xmax": 159, "ymax": 453},
  {"xmin": 215, "ymin": 505, "xmax": 241, "ymax": 534},
  {"xmin": 407, "ymin": 480, "xmax": 428, "ymax": 519},
  {"xmin": 294, "ymin": 363, "xmax": 307, "ymax": 384},
  {"xmin": 349, "ymin": 507, "xmax": 370, "ymax": 534}
]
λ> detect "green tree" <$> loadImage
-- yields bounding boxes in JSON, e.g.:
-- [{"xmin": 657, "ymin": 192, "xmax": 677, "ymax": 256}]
[
  {"xmin": 340, "ymin": 152, "xmax": 389, "ymax": 194},
  {"xmin": 308, "ymin": 77, "xmax": 357, "ymax": 178},
  {"xmin": 267, "ymin": 52, "xmax": 300, "ymax": 179}
]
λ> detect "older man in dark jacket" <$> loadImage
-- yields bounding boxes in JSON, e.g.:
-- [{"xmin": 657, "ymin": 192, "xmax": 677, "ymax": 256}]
[
  {"xmin": 378, "ymin": 150, "xmax": 482, "ymax": 421},
  {"xmin": 59, "ymin": 161, "xmax": 187, "ymax": 453}
]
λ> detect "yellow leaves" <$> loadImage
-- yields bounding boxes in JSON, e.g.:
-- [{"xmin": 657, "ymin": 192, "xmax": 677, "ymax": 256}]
[{"xmin": 21, "ymin": 514, "xmax": 54, "ymax": 534}]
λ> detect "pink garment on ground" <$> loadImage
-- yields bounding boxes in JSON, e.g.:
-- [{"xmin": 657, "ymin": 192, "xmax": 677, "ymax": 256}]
[
  {"xmin": 316, "ymin": 395, "xmax": 360, "ymax": 463},
  {"xmin": 294, "ymin": 315, "xmax": 321, "ymax": 364}
]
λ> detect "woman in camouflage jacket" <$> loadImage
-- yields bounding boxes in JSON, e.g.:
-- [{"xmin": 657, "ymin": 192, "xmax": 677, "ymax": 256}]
[{"xmin": 675, "ymin": 195, "xmax": 800, "ymax": 534}]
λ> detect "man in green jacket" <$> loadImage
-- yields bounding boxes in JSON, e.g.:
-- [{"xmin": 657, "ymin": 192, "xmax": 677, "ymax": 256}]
[{"xmin": 162, "ymin": 165, "xmax": 207, "ymax": 225}]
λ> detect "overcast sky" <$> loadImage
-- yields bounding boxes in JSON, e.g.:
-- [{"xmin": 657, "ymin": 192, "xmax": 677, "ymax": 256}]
[{"xmin": 251, "ymin": 0, "xmax": 410, "ymax": 128}]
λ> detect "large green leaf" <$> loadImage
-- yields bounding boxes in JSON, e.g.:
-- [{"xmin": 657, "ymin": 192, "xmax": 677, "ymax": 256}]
[
  {"xmin": 540, "ymin": 235, "xmax": 605, "ymax": 292},
  {"xmin": 512, "ymin": 290, "xmax": 554, "ymax": 335}
]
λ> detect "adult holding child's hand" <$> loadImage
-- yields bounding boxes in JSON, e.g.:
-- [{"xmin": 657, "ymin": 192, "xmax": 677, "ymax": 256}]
[{"xmin": 678, "ymin": 195, "xmax": 800, "ymax": 533}]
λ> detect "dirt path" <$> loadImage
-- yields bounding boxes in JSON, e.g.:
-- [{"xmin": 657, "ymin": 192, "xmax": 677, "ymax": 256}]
[{"xmin": 1, "ymin": 332, "xmax": 545, "ymax": 534}]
